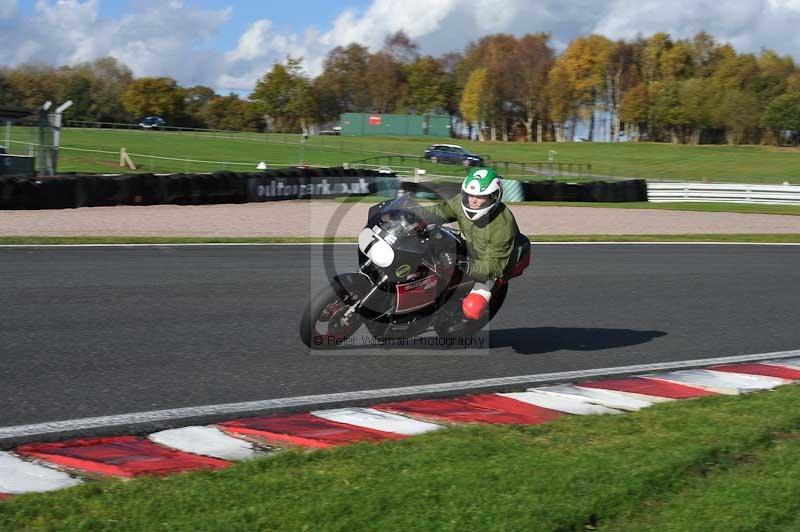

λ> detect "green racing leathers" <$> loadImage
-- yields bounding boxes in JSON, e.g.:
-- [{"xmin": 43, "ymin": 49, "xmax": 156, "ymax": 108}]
[{"xmin": 421, "ymin": 194, "xmax": 521, "ymax": 283}]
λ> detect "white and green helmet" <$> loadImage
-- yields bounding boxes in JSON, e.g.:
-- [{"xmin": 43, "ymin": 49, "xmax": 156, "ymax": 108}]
[{"xmin": 461, "ymin": 167, "xmax": 503, "ymax": 221}]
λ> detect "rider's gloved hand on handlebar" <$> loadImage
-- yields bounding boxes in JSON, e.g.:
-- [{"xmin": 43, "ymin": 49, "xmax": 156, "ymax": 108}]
[
  {"xmin": 441, "ymin": 252, "xmax": 472, "ymax": 276},
  {"xmin": 441, "ymin": 251, "xmax": 456, "ymax": 268}
]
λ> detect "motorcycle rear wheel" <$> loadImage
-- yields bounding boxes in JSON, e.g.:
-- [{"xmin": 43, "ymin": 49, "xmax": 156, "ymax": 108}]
[{"xmin": 299, "ymin": 284, "xmax": 364, "ymax": 350}]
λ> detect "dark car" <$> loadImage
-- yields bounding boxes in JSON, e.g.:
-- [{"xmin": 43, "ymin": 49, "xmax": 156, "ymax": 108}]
[
  {"xmin": 139, "ymin": 116, "xmax": 166, "ymax": 129},
  {"xmin": 423, "ymin": 144, "xmax": 484, "ymax": 167}
]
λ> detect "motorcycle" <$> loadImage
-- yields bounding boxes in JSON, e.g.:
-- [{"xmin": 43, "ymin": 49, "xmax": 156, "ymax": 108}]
[{"xmin": 299, "ymin": 193, "xmax": 531, "ymax": 349}]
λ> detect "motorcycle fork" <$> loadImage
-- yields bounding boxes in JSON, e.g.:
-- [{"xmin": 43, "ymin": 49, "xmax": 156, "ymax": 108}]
[{"xmin": 343, "ymin": 272, "xmax": 389, "ymax": 320}]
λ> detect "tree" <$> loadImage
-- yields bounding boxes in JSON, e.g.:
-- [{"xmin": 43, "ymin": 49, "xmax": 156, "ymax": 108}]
[
  {"xmin": 366, "ymin": 52, "xmax": 405, "ymax": 113},
  {"xmin": 604, "ymin": 40, "xmax": 639, "ymax": 142},
  {"xmin": 786, "ymin": 72, "xmax": 800, "ymax": 94},
  {"xmin": 382, "ymin": 31, "xmax": 419, "ymax": 65},
  {"xmin": 202, "ymin": 94, "xmax": 264, "ymax": 132},
  {"xmin": 546, "ymin": 61, "xmax": 576, "ymax": 142},
  {"xmin": 510, "ymin": 33, "xmax": 554, "ymax": 141},
  {"xmin": 651, "ymin": 81, "xmax": 687, "ymax": 142},
  {"xmin": 406, "ymin": 56, "xmax": 448, "ymax": 113},
  {"xmin": 620, "ymin": 83, "xmax": 650, "ymax": 140},
  {"xmin": 121, "ymin": 77, "xmax": 185, "ymax": 122},
  {"xmin": 711, "ymin": 49, "xmax": 758, "ymax": 91},
  {"xmin": 460, "ymin": 67, "xmax": 489, "ymax": 141},
  {"xmin": 690, "ymin": 32, "xmax": 717, "ymax": 77},
  {"xmin": 184, "ymin": 86, "xmax": 216, "ymax": 127},
  {"xmin": 437, "ymin": 51, "xmax": 464, "ymax": 117},
  {"xmin": 678, "ymin": 77, "xmax": 714, "ymax": 144},
  {"xmin": 459, "ymin": 34, "xmax": 518, "ymax": 140},
  {"xmin": 560, "ymin": 35, "xmax": 615, "ymax": 140},
  {"xmin": 85, "ymin": 57, "xmax": 134, "ymax": 122},
  {"xmin": 752, "ymin": 50, "xmax": 796, "ymax": 105},
  {"xmin": 482, "ymin": 34, "xmax": 519, "ymax": 140},
  {"xmin": 314, "ymin": 44, "xmax": 371, "ymax": 119},
  {"xmin": 0, "ymin": 70, "xmax": 12, "ymax": 107},
  {"xmin": 641, "ymin": 33, "xmax": 672, "ymax": 85},
  {"xmin": 251, "ymin": 57, "xmax": 315, "ymax": 132},
  {"xmin": 712, "ymin": 89, "xmax": 761, "ymax": 144},
  {"xmin": 2, "ymin": 64, "xmax": 60, "ymax": 111},
  {"xmin": 58, "ymin": 68, "xmax": 93, "ymax": 121},
  {"xmin": 659, "ymin": 40, "xmax": 693, "ymax": 81},
  {"xmin": 761, "ymin": 93, "xmax": 800, "ymax": 145}
]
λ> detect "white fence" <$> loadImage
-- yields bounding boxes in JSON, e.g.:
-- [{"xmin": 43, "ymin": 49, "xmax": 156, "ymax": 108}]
[{"xmin": 647, "ymin": 182, "xmax": 800, "ymax": 205}]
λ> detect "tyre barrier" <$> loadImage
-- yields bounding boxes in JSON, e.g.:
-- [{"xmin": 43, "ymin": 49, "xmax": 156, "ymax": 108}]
[
  {"xmin": 0, "ymin": 168, "xmax": 391, "ymax": 210},
  {"xmin": 0, "ymin": 173, "xmax": 646, "ymax": 210}
]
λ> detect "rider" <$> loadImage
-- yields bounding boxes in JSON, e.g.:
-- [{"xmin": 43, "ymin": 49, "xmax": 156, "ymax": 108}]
[{"xmin": 419, "ymin": 167, "xmax": 521, "ymax": 332}]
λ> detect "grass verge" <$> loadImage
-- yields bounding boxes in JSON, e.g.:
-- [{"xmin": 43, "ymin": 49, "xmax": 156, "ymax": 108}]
[
  {"xmin": 10, "ymin": 126, "xmax": 800, "ymax": 182},
  {"xmin": 2, "ymin": 234, "xmax": 800, "ymax": 245},
  {"xmin": 1, "ymin": 385, "xmax": 799, "ymax": 530}
]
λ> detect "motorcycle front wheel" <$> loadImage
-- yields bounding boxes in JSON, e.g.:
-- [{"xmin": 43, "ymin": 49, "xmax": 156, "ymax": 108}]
[{"xmin": 299, "ymin": 283, "xmax": 364, "ymax": 350}]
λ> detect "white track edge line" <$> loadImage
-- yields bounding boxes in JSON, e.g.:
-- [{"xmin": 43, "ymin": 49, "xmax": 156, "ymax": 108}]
[{"xmin": 1, "ymin": 348, "xmax": 798, "ymax": 440}]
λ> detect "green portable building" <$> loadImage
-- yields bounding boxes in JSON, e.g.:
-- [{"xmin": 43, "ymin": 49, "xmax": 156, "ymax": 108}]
[{"xmin": 340, "ymin": 113, "xmax": 451, "ymax": 137}]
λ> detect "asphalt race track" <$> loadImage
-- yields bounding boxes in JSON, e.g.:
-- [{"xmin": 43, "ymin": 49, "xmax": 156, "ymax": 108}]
[{"xmin": 2, "ymin": 244, "xmax": 800, "ymax": 427}]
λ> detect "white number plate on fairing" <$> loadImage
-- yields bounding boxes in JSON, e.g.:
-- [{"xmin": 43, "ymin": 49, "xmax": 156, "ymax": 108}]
[{"xmin": 358, "ymin": 227, "xmax": 395, "ymax": 268}]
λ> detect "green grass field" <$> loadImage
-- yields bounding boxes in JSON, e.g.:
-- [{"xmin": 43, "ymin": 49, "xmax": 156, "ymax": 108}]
[
  {"xmin": 7, "ymin": 126, "xmax": 800, "ymax": 183},
  {"xmin": 2, "ymin": 385, "xmax": 800, "ymax": 531}
]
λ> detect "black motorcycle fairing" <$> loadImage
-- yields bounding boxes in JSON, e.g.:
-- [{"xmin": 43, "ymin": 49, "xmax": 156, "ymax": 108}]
[{"xmin": 330, "ymin": 272, "xmax": 372, "ymax": 300}]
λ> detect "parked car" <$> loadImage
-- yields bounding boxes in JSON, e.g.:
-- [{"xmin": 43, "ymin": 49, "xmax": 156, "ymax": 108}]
[
  {"xmin": 423, "ymin": 144, "xmax": 484, "ymax": 167},
  {"xmin": 139, "ymin": 116, "xmax": 166, "ymax": 129}
]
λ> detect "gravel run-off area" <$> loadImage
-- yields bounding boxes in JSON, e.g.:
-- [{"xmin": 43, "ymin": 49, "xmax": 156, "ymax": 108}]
[{"xmin": 2, "ymin": 201, "xmax": 800, "ymax": 237}]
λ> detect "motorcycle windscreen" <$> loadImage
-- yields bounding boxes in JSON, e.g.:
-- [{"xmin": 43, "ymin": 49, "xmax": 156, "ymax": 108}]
[
  {"xmin": 366, "ymin": 193, "xmax": 443, "ymax": 228},
  {"xmin": 367, "ymin": 193, "xmax": 417, "ymax": 222},
  {"xmin": 358, "ymin": 227, "xmax": 395, "ymax": 268},
  {"xmin": 395, "ymin": 274, "xmax": 438, "ymax": 314}
]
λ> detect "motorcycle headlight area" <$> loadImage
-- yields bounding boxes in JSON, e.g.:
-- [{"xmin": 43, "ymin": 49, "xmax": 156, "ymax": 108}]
[{"xmin": 358, "ymin": 227, "xmax": 396, "ymax": 268}]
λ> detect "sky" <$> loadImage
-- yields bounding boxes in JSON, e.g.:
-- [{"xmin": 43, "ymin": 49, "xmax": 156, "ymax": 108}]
[{"xmin": 3, "ymin": 0, "xmax": 800, "ymax": 96}]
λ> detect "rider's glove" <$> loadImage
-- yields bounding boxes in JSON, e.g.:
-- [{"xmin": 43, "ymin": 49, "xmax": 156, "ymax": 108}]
[
  {"xmin": 441, "ymin": 251, "xmax": 457, "ymax": 268},
  {"xmin": 456, "ymin": 259, "xmax": 472, "ymax": 276},
  {"xmin": 441, "ymin": 252, "xmax": 473, "ymax": 276}
]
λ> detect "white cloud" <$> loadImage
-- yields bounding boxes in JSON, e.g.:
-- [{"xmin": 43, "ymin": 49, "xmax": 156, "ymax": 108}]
[
  {"xmin": 216, "ymin": 20, "xmax": 322, "ymax": 93},
  {"xmin": 226, "ymin": 19, "xmax": 273, "ymax": 63},
  {"xmin": 321, "ymin": 0, "xmax": 458, "ymax": 49},
  {"xmin": 3, "ymin": 0, "xmax": 800, "ymax": 95},
  {"xmin": 1, "ymin": 1, "xmax": 231, "ymax": 86},
  {"xmin": 593, "ymin": 0, "xmax": 800, "ymax": 59}
]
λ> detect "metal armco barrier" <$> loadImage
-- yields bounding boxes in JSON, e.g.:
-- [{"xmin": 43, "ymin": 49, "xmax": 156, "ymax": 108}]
[{"xmin": 647, "ymin": 182, "xmax": 800, "ymax": 204}]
